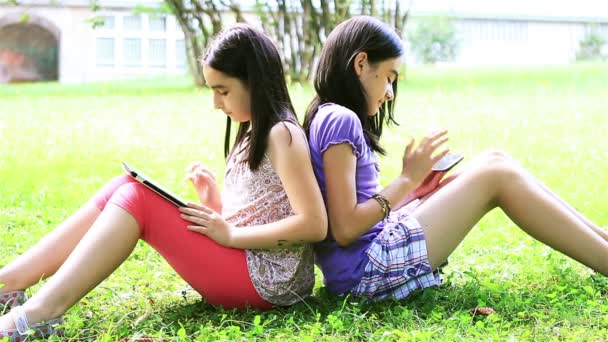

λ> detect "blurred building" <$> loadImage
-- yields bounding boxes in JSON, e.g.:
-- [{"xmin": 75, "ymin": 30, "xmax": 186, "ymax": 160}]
[
  {"xmin": 0, "ymin": 0, "xmax": 606, "ymax": 83},
  {"xmin": 408, "ymin": 0, "xmax": 608, "ymax": 65},
  {"xmin": 0, "ymin": 0, "xmax": 186, "ymax": 83}
]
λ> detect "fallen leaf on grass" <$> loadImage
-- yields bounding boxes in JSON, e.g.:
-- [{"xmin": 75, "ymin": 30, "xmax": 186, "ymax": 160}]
[{"xmin": 470, "ymin": 307, "xmax": 496, "ymax": 316}]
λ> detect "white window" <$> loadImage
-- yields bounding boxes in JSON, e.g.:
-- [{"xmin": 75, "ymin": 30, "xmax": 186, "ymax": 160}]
[
  {"xmin": 150, "ymin": 16, "xmax": 167, "ymax": 32},
  {"xmin": 592, "ymin": 24, "xmax": 608, "ymax": 37},
  {"xmin": 123, "ymin": 38, "xmax": 142, "ymax": 67},
  {"xmin": 461, "ymin": 19, "xmax": 528, "ymax": 43},
  {"xmin": 124, "ymin": 15, "xmax": 142, "ymax": 31},
  {"xmin": 176, "ymin": 39, "xmax": 186, "ymax": 69},
  {"xmin": 149, "ymin": 39, "xmax": 167, "ymax": 67},
  {"xmin": 100, "ymin": 15, "xmax": 115, "ymax": 29},
  {"xmin": 96, "ymin": 38, "xmax": 115, "ymax": 66}
]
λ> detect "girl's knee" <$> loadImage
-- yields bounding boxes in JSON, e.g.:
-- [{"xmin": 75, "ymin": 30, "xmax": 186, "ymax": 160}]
[
  {"xmin": 457, "ymin": 150, "xmax": 522, "ymax": 188},
  {"xmin": 92, "ymin": 174, "xmax": 138, "ymax": 210},
  {"xmin": 106, "ymin": 174, "xmax": 138, "ymax": 191},
  {"xmin": 476, "ymin": 150, "xmax": 522, "ymax": 185},
  {"xmin": 111, "ymin": 182, "xmax": 147, "ymax": 205},
  {"xmin": 478, "ymin": 149, "xmax": 513, "ymax": 164},
  {"xmin": 107, "ymin": 182, "xmax": 148, "ymax": 230},
  {"xmin": 476, "ymin": 149, "xmax": 519, "ymax": 171}
]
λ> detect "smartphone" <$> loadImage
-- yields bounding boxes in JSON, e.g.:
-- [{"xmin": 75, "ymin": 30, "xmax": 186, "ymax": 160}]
[
  {"xmin": 122, "ymin": 162, "xmax": 187, "ymax": 207},
  {"xmin": 432, "ymin": 153, "xmax": 464, "ymax": 172}
]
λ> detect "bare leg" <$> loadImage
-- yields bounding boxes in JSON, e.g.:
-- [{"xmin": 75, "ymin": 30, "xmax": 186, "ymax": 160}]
[
  {"xmin": 531, "ymin": 174, "xmax": 608, "ymax": 241},
  {"xmin": 0, "ymin": 201, "xmax": 101, "ymax": 292},
  {"xmin": 490, "ymin": 151, "xmax": 608, "ymax": 241},
  {"xmin": 412, "ymin": 151, "xmax": 608, "ymax": 274},
  {"xmin": 0, "ymin": 204, "xmax": 140, "ymax": 328},
  {"xmin": 418, "ymin": 153, "xmax": 607, "ymax": 241}
]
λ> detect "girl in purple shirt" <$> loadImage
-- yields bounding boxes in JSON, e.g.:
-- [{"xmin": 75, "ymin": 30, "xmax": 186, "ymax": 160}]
[{"xmin": 304, "ymin": 16, "xmax": 608, "ymax": 301}]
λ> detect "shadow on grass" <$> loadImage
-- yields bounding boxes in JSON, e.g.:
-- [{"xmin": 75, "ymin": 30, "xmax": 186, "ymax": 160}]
[
  {"xmin": 62, "ymin": 264, "xmax": 608, "ymax": 340},
  {"xmin": 140, "ymin": 268, "xmax": 608, "ymax": 337}
]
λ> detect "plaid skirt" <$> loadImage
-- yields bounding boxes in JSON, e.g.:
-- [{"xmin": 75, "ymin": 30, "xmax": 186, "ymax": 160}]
[{"xmin": 351, "ymin": 215, "xmax": 441, "ymax": 301}]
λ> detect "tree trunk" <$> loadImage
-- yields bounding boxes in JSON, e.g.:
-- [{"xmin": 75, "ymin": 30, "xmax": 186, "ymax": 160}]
[
  {"xmin": 287, "ymin": 0, "xmax": 300, "ymax": 81},
  {"xmin": 163, "ymin": 0, "xmax": 407, "ymax": 85},
  {"xmin": 395, "ymin": 0, "xmax": 411, "ymax": 39},
  {"xmin": 165, "ymin": 0, "xmax": 205, "ymax": 86},
  {"xmin": 163, "ymin": 0, "xmax": 250, "ymax": 87}
]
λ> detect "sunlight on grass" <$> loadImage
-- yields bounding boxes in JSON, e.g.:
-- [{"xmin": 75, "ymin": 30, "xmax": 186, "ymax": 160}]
[{"xmin": 1, "ymin": 63, "xmax": 607, "ymax": 340}]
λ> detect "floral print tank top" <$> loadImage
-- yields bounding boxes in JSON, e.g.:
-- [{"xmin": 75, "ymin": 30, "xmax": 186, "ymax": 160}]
[{"xmin": 222, "ymin": 146, "xmax": 315, "ymax": 306}]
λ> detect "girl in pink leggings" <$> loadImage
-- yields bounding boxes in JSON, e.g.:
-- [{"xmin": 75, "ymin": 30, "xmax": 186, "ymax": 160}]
[{"xmin": 0, "ymin": 24, "xmax": 327, "ymax": 341}]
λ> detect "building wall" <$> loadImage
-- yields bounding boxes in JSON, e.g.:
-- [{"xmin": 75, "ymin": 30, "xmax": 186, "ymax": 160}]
[
  {"xmin": 1, "ymin": 3, "xmax": 606, "ymax": 83},
  {"xmin": 0, "ymin": 4, "xmax": 187, "ymax": 83},
  {"xmin": 87, "ymin": 10, "xmax": 186, "ymax": 82},
  {"xmin": 406, "ymin": 16, "xmax": 608, "ymax": 65},
  {"xmin": 455, "ymin": 19, "xmax": 588, "ymax": 65}
]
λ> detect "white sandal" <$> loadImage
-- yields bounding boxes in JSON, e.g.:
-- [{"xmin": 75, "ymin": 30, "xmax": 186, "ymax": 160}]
[
  {"xmin": 0, "ymin": 291, "xmax": 27, "ymax": 310},
  {"xmin": 0, "ymin": 306, "xmax": 64, "ymax": 341}
]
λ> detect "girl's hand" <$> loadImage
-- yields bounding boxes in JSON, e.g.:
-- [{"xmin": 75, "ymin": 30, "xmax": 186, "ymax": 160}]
[
  {"xmin": 185, "ymin": 162, "xmax": 222, "ymax": 213},
  {"xmin": 401, "ymin": 130, "xmax": 450, "ymax": 187},
  {"xmin": 179, "ymin": 202, "xmax": 234, "ymax": 247}
]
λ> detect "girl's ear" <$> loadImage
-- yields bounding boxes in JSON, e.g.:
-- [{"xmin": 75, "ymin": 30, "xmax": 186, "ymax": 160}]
[{"xmin": 353, "ymin": 52, "xmax": 368, "ymax": 77}]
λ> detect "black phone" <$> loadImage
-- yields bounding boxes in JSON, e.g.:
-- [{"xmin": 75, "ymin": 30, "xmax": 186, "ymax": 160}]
[
  {"xmin": 432, "ymin": 153, "xmax": 464, "ymax": 172},
  {"xmin": 122, "ymin": 162, "xmax": 187, "ymax": 207}
]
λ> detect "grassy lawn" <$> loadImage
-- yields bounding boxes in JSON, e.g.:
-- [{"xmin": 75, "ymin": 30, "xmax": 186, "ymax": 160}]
[{"xmin": 1, "ymin": 63, "xmax": 607, "ymax": 341}]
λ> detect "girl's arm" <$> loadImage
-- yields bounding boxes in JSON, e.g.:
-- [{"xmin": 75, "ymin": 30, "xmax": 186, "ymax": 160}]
[
  {"xmin": 180, "ymin": 122, "xmax": 328, "ymax": 249},
  {"xmin": 227, "ymin": 122, "xmax": 328, "ymax": 249},
  {"xmin": 323, "ymin": 132, "xmax": 449, "ymax": 247},
  {"xmin": 322, "ymin": 144, "xmax": 416, "ymax": 246}
]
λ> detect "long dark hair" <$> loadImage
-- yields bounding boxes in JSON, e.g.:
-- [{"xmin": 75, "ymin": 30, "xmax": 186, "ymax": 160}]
[
  {"xmin": 203, "ymin": 24, "xmax": 297, "ymax": 170},
  {"xmin": 303, "ymin": 16, "xmax": 404, "ymax": 155}
]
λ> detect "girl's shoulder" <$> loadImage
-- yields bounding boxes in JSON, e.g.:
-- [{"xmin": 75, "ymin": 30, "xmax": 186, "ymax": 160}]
[
  {"xmin": 266, "ymin": 120, "xmax": 309, "ymax": 160},
  {"xmin": 310, "ymin": 103, "xmax": 364, "ymax": 139},
  {"xmin": 315, "ymin": 103, "xmax": 360, "ymax": 125},
  {"xmin": 268, "ymin": 120, "xmax": 306, "ymax": 145},
  {"xmin": 308, "ymin": 103, "xmax": 367, "ymax": 157}
]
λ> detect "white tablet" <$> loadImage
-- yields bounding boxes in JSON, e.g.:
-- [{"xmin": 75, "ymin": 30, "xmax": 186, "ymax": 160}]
[{"xmin": 122, "ymin": 162, "xmax": 187, "ymax": 207}]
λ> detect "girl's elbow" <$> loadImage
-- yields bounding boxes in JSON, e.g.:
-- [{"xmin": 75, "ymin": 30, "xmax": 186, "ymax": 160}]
[
  {"xmin": 332, "ymin": 227, "xmax": 356, "ymax": 247},
  {"xmin": 311, "ymin": 214, "xmax": 328, "ymax": 242},
  {"xmin": 334, "ymin": 236, "xmax": 355, "ymax": 248}
]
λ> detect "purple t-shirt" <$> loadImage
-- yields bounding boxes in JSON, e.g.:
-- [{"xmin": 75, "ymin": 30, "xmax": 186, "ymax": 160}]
[{"xmin": 308, "ymin": 103, "xmax": 386, "ymax": 295}]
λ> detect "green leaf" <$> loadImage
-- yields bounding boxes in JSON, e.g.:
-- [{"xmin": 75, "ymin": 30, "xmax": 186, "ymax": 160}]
[
  {"xmin": 177, "ymin": 325, "xmax": 187, "ymax": 339},
  {"xmin": 583, "ymin": 286, "xmax": 596, "ymax": 295}
]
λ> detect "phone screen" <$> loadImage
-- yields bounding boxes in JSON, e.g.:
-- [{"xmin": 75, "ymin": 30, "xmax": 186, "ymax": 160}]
[{"xmin": 432, "ymin": 153, "xmax": 464, "ymax": 172}]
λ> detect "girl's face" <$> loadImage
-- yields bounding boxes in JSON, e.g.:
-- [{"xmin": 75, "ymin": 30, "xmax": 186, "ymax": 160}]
[
  {"xmin": 203, "ymin": 64, "xmax": 252, "ymax": 123},
  {"xmin": 355, "ymin": 53, "xmax": 402, "ymax": 116}
]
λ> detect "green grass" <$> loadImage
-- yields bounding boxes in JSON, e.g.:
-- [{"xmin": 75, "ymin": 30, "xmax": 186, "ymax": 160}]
[{"xmin": 1, "ymin": 63, "xmax": 608, "ymax": 341}]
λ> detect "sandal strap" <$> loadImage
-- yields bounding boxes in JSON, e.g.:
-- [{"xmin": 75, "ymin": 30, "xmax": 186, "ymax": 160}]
[{"xmin": 11, "ymin": 306, "xmax": 31, "ymax": 335}]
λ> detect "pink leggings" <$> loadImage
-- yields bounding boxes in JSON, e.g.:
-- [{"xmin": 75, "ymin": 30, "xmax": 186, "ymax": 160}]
[{"xmin": 92, "ymin": 175, "xmax": 272, "ymax": 310}]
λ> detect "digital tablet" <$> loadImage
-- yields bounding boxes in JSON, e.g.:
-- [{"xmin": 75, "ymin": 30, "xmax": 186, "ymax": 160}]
[{"xmin": 122, "ymin": 162, "xmax": 187, "ymax": 207}]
